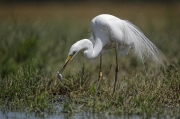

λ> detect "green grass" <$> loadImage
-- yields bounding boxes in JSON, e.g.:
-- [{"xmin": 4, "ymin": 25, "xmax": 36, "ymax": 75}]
[{"xmin": 0, "ymin": 3, "xmax": 180, "ymax": 116}]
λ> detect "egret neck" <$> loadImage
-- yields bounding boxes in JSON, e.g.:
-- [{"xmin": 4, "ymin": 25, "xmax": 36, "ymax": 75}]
[{"xmin": 83, "ymin": 38, "xmax": 104, "ymax": 60}]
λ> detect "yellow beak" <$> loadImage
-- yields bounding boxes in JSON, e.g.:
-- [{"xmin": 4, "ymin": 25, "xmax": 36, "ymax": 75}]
[
  {"xmin": 65, "ymin": 55, "xmax": 72, "ymax": 63},
  {"xmin": 60, "ymin": 55, "xmax": 72, "ymax": 73}
]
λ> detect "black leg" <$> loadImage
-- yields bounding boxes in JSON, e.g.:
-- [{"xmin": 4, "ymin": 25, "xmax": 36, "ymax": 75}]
[
  {"xmin": 96, "ymin": 53, "xmax": 102, "ymax": 95},
  {"xmin": 93, "ymin": 53, "xmax": 102, "ymax": 110},
  {"xmin": 113, "ymin": 44, "xmax": 119, "ymax": 95}
]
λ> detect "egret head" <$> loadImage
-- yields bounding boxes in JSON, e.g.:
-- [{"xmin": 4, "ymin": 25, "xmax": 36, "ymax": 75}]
[
  {"xmin": 68, "ymin": 43, "xmax": 81, "ymax": 58},
  {"xmin": 57, "ymin": 39, "xmax": 92, "ymax": 80}
]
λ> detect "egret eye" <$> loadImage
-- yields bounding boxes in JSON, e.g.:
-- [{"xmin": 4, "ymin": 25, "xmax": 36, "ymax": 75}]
[
  {"xmin": 70, "ymin": 51, "xmax": 76, "ymax": 56},
  {"xmin": 73, "ymin": 51, "xmax": 76, "ymax": 55}
]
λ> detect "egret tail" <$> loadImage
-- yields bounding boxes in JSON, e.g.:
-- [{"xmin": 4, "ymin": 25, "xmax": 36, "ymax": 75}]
[{"xmin": 123, "ymin": 20, "xmax": 167, "ymax": 67}]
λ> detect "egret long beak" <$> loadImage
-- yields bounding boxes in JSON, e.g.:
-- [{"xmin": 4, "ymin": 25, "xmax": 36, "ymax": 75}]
[
  {"xmin": 61, "ymin": 55, "xmax": 72, "ymax": 73},
  {"xmin": 57, "ymin": 55, "xmax": 72, "ymax": 81},
  {"xmin": 57, "ymin": 50, "xmax": 78, "ymax": 81}
]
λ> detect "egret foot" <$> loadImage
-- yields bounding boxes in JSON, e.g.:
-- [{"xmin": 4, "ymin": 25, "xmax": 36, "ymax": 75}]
[
  {"xmin": 99, "ymin": 71, "xmax": 103, "ymax": 80},
  {"xmin": 96, "ymin": 71, "xmax": 102, "ymax": 93}
]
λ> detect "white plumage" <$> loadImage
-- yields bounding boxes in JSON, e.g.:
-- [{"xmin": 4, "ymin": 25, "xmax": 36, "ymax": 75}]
[
  {"xmin": 68, "ymin": 14, "xmax": 166, "ymax": 65},
  {"xmin": 58, "ymin": 14, "xmax": 167, "ymax": 84}
]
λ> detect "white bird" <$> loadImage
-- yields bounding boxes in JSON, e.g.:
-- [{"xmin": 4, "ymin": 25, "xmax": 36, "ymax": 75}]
[{"xmin": 57, "ymin": 14, "xmax": 166, "ymax": 94}]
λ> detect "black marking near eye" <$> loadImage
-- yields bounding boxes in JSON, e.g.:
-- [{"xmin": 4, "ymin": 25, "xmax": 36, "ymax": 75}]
[{"xmin": 70, "ymin": 51, "xmax": 76, "ymax": 56}]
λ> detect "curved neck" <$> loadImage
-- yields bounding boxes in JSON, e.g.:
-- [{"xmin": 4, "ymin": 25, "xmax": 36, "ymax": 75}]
[{"xmin": 78, "ymin": 39, "xmax": 103, "ymax": 60}]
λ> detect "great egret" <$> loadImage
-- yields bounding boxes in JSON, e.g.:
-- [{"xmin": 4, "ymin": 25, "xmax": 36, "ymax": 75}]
[{"xmin": 57, "ymin": 14, "xmax": 166, "ymax": 94}]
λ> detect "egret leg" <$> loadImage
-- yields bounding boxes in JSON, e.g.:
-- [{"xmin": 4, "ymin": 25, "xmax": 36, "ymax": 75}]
[
  {"xmin": 96, "ymin": 53, "xmax": 102, "ymax": 95},
  {"xmin": 93, "ymin": 53, "xmax": 102, "ymax": 109},
  {"xmin": 113, "ymin": 44, "xmax": 119, "ymax": 95}
]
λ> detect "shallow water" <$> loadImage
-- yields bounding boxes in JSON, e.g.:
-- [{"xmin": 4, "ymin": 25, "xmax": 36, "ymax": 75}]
[
  {"xmin": 0, "ymin": 109, "xmax": 179, "ymax": 119},
  {"xmin": 0, "ymin": 110, "xmax": 145, "ymax": 119},
  {"xmin": 0, "ymin": 111, "xmax": 177, "ymax": 119},
  {"xmin": 0, "ymin": 104, "xmax": 180, "ymax": 119},
  {"xmin": 0, "ymin": 106, "xmax": 141, "ymax": 119}
]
